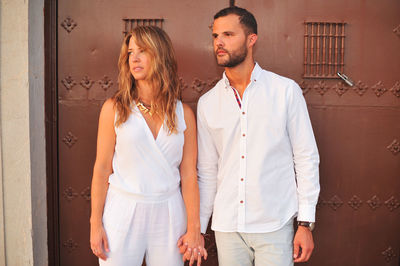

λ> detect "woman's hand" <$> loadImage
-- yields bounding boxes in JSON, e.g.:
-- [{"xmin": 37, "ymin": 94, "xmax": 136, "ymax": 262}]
[
  {"xmin": 177, "ymin": 231, "xmax": 208, "ymax": 266},
  {"xmin": 90, "ymin": 221, "xmax": 110, "ymax": 261}
]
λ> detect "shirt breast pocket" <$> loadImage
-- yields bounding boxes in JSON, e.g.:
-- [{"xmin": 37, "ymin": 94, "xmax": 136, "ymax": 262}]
[
  {"xmin": 207, "ymin": 115, "xmax": 239, "ymax": 146},
  {"xmin": 253, "ymin": 108, "xmax": 287, "ymax": 137}
]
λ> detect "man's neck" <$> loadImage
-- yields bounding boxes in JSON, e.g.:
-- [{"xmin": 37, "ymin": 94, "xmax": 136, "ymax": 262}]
[{"xmin": 225, "ymin": 58, "xmax": 255, "ymax": 97}]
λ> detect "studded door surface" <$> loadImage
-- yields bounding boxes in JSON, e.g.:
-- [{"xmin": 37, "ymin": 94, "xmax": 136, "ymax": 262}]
[{"xmin": 57, "ymin": 0, "xmax": 399, "ymax": 265}]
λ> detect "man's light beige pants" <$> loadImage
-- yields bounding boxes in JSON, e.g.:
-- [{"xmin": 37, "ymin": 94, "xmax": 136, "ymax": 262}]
[{"xmin": 215, "ymin": 220, "xmax": 294, "ymax": 266}]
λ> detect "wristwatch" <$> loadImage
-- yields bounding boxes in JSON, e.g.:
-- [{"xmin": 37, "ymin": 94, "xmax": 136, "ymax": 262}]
[{"xmin": 297, "ymin": 221, "xmax": 315, "ymax": 232}]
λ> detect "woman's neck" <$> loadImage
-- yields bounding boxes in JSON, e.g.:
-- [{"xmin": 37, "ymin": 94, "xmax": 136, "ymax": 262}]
[{"xmin": 136, "ymin": 80, "xmax": 155, "ymax": 104}]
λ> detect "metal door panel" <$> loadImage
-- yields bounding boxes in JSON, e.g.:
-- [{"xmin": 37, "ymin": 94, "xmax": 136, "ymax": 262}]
[{"xmin": 56, "ymin": 0, "xmax": 400, "ymax": 265}]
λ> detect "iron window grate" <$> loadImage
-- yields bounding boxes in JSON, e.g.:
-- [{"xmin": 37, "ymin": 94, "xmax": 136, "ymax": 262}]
[
  {"xmin": 303, "ymin": 22, "xmax": 346, "ymax": 78},
  {"xmin": 123, "ymin": 18, "xmax": 164, "ymax": 35}
]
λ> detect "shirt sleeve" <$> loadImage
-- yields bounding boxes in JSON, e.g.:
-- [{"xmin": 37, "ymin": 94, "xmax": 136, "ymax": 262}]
[
  {"xmin": 287, "ymin": 81, "xmax": 320, "ymax": 222},
  {"xmin": 197, "ymin": 99, "xmax": 219, "ymax": 233}
]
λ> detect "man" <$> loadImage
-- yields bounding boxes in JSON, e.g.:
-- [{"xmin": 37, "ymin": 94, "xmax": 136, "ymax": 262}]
[{"xmin": 196, "ymin": 6, "xmax": 320, "ymax": 266}]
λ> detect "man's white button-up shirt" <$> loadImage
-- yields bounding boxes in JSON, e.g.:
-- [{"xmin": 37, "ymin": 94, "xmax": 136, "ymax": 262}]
[{"xmin": 197, "ymin": 63, "xmax": 320, "ymax": 233}]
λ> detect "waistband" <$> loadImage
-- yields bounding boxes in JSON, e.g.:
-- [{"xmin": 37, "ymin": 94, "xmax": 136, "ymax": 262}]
[{"xmin": 108, "ymin": 184, "xmax": 181, "ymax": 203}]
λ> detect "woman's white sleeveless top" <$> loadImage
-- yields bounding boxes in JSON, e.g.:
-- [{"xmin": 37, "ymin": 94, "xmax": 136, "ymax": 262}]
[{"xmin": 108, "ymin": 100, "xmax": 186, "ymax": 196}]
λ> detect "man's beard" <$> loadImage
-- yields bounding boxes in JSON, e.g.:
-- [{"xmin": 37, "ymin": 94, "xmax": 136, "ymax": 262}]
[{"xmin": 215, "ymin": 44, "xmax": 247, "ymax": 68}]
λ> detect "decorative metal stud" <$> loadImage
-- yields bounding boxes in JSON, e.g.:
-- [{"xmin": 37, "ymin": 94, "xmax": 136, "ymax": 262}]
[
  {"xmin": 98, "ymin": 76, "xmax": 113, "ymax": 91},
  {"xmin": 299, "ymin": 80, "xmax": 311, "ymax": 95},
  {"xmin": 63, "ymin": 238, "xmax": 78, "ymax": 253},
  {"xmin": 372, "ymin": 81, "xmax": 387, "ymax": 97},
  {"xmin": 80, "ymin": 75, "xmax": 95, "ymax": 90},
  {"xmin": 381, "ymin": 246, "xmax": 396, "ymax": 262},
  {"xmin": 390, "ymin": 81, "xmax": 400, "ymax": 97},
  {"xmin": 61, "ymin": 75, "xmax": 77, "ymax": 90},
  {"xmin": 393, "ymin": 24, "xmax": 400, "ymax": 37},
  {"xmin": 61, "ymin": 17, "xmax": 77, "ymax": 33},
  {"xmin": 191, "ymin": 78, "xmax": 207, "ymax": 93},
  {"xmin": 63, "ymin": 187, "xmax": 78, "ymax": 202},
  {"xmin": 387, "ymin": 139, "xmax": 400, "ymax": 155},
  {"xmin": 179, "ymin": 77, "xmax": 188, "ymax": 91},
  {"xmin": 353, "ymin": 81, "xmax": 368, "ymax": 96},
  {"xmin": 334, "ymin": 81, "xmax": 348, "ymax": 96},
  {"xmin": 62, "ymin": 131, "xmax": 78, "ymax": 148},
  {"xmin": 81, "ymin": 187, "xmax": 91, "ymax": 201},
  {"xmin": 384, "ymin": 196, "xmax": 400, "ymax": 211},
  {"xmin": 367, "ymin": 195, "xmax": 382, "ymax": 210},
  {"xmin": 314, "ymin": 80, "xmax": 329, "ymax": 95},
  {"xmin": 327, "ymin": 195, "xmax": 343, "ymax": 211},
  {"xmin": 316, "ymin": 196, "xmax": 326, "ymax": 209},
  {"xmin": 348, "ymin": 195, "xmax": 362, "ymax": 210}
]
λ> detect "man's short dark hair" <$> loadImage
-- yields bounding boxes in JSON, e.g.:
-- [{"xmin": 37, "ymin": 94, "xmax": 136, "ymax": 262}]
[{"xmin": 214, "ymin": 6, "xmax": 257, "ymax": 35}]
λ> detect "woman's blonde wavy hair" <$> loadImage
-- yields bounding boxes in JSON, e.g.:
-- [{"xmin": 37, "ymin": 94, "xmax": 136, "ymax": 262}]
[{"xmin": 113, "ymin": 26, "xmax": 180, "ymax": 134}]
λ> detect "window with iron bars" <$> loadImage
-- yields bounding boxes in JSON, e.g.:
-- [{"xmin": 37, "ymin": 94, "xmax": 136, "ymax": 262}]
[
  {"xmin": 303, "ymin": 22, "xmax": 346, "ymax": 78},
  {"xmin": 123, "ymin": 18, "xmax": 164, "ymax": 35}
]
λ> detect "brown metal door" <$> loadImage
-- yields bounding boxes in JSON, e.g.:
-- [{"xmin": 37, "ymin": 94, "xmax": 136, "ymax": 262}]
[{"xmin": 56, "ymin": 0, "xmax": 399, "ymax": 265}]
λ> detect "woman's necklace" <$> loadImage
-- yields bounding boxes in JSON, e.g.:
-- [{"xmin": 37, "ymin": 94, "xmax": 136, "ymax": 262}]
[{"xmin": 136, "ymin": 101, "xmax": 154, "ymax": 116}]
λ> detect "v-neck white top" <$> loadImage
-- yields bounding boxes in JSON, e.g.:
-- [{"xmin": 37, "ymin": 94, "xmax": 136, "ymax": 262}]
[{"xmin": 108, "ymin": 100, "xmax": 186, "ymax": 197}]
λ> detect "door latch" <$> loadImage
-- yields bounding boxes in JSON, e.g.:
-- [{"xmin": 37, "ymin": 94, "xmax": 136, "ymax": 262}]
[{"xmin": 337, "ymin": 72, "xmax": 354, "ymax": 86}]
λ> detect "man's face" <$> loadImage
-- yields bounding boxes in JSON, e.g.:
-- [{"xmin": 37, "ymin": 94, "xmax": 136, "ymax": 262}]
[{"xmin": 212, "ymin": 14, "xmax": 248, "ymax": 68}]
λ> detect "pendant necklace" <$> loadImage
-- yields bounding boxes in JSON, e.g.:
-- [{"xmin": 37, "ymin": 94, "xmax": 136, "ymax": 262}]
[{"xmin": 136, "ymin": 101, "xmax": 154, "ymax": 116}]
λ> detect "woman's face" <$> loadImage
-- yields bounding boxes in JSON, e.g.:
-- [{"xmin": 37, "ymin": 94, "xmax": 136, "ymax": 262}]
[{"xmin": 128, "ymin": 37, "xmax": 152, "ymax": 81}]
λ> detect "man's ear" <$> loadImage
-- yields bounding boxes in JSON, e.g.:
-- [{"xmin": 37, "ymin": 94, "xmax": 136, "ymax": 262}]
[{"xmin": 248, "ymin": 33, "xmax": 258, "ymax": 48}]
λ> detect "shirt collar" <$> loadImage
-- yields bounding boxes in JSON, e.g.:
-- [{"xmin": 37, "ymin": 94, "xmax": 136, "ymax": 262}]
[{"xmin": 222, "ymin": 62, "xmax": 262, "ymax": 89}]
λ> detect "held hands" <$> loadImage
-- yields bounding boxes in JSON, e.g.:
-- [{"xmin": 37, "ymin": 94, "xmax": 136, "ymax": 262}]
[
  {"xmin": 293, "ymin": 226, "xmax": 314, "ymax": 263},
  {"xmin": 90, "ymin": 221, "xmax": 110, "ymax": 261},
  {"xmin": 177, "ymin": 231, "xmax": 208, "ymax": 266}
]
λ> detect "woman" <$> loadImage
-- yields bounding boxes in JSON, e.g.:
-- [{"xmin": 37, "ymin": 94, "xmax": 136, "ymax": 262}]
[{"xmin": 90, "ymin": 26, "xmax": 206, "ymax": 266}]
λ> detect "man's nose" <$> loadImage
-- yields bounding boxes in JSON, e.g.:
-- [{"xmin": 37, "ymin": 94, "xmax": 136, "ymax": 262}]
[{"xmin": 214, "ymin": 37, "xmax": 224, "ymax": 47}]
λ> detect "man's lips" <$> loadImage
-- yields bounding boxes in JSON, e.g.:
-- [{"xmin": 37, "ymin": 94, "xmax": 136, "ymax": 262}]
[{"xmin": 216, "ymin": 49, "xmax": 228, "ymax": 55}]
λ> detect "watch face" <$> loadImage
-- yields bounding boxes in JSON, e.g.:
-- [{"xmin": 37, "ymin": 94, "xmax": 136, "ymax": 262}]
[
  {"xmin": 309, "ymin": 222, "xmax": 315, "ymax": 231},
  {"xmin": 298, "ymin": 221, "xmax": 315, "ymax": 231}
]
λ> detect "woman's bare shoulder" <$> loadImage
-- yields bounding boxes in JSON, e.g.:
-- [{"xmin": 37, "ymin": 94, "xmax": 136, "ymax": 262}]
[
  {"xmin": 99, "ymin": 98, "xmax": 116, "ymax": 120},
  {"xmin": 181, "ymin": 102, "xmax": 196, "ymax": 131}
]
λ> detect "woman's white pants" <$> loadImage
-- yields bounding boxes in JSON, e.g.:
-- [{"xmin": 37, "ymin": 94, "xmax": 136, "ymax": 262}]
[{"xmin": 99, "ymin": 185, "xmax": 186, "ymax": 266}]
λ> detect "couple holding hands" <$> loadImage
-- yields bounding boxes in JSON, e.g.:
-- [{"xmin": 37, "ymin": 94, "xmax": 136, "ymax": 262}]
[{"xmin": 90, "ymin": 6, "xmax": 320, "ymax": 266}]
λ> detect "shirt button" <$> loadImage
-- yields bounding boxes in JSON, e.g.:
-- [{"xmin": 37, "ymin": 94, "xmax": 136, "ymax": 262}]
[
  {"xmin": 242, "ymin": 111, "xmax": 246, "ymax": 115},
  {"xmin": 241, "ymin": 155, "xmax": 245, "ymax": 159},
  {"xmin": 240, "ymin": 200, "xmax": 244, "ymax": 203},
  {"xmin": 241, "ymin": 178, "xmax": 244, "ymax": 181},
  {"xmin": 242, "ymin": 133, "xmax": 246, "ymax": 137}
]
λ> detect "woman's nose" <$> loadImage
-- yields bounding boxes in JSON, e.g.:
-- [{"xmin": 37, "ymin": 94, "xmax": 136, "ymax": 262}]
[{"xmin": 131, "ymin": 54, "xmax": 140, "ymax": 62}]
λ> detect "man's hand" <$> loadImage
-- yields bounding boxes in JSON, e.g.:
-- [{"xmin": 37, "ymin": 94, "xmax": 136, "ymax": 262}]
[{"xmin": 293, "ymin": 226, "xmax": 314, "ymax": 262}]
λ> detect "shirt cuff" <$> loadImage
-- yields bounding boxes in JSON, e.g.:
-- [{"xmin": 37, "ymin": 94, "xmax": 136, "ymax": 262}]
[
  {"xmin": 200, "ymin": 216, "xmax": 210, "ymax": 234},
  {"xmin": 297, "ymin": 204, "xmax": 316, "ymax": 222}
]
